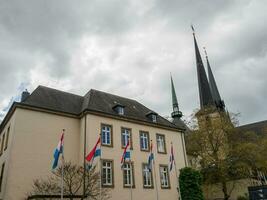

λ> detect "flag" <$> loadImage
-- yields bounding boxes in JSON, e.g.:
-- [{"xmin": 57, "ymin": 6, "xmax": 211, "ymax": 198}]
[
  {"xmin": 147, "ymin": 141, "xmax": 154, "ymax": 172},
  {"xmin": 169, "ymin": 143, "xmax": 175, "ymax": 172},
  {"xmin": 121, "ymin": 140, "xmax": 130, "ymax": 168},
  {"xmin": 52, "ymin": 132, "xmax": 64, "ymax": 169},
  {"xmin": 86, "ymin": 137, "xmax": 101, "ymax": 163}
]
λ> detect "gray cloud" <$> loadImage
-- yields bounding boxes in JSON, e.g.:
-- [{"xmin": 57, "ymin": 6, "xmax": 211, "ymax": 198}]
[{"xmin": 0, "ymin": 0, "xmax": 266, "ymax": 125}]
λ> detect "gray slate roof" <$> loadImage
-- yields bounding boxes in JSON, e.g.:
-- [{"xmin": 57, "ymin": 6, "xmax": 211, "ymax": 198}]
[
  {"xmin": 237, "ymin": 120, "xmax": 267, "ymax": 136},
  {"xmin": 21, "ymin": 86, "xmax": 181, "ymax": 130}
]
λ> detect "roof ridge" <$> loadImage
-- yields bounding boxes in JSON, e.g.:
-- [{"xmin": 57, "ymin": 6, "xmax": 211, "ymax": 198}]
[
  {"xmin": 90, "ymin": 88, "xmax": 141, "ymax": 104},
  {"xmin": 239, "ymin": 119, "xmax": 267, "ymax": 128},
  {"xmin": 37, "ymin": 85, "xmax": 83, "ymax": 98}
]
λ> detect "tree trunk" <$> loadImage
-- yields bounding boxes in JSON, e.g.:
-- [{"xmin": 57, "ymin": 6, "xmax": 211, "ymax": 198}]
[{"xmin": 222, "ymin": 181, "xmax": 230, "ymax": 200}]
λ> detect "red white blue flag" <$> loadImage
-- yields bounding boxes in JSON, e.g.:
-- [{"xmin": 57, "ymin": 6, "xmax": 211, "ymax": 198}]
[
  {"xmin": 52, "ymin": 132, "xmax": 64, "ymax": 169},
  {"xmin": 169, "ymin": 143, "xmax": 175, "ymax": 171},
  {"xmin": 86, "ymin": 137, "xmax": 101, "ymax": 164},
  {"xmin": 121, "ymin": 140, "xmax": 130, "ymax": 168},
  {"xmin": 148, "ymin": 141, "xmax": 154, "ymax": 172}
]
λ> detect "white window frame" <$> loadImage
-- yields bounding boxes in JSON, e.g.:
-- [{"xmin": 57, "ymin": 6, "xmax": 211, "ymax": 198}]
[
  {"xmin": 160, "ymin": 165, "xmax": 170, "ymax": 188},
  {"xmin": 118, "ymin": 106, "xmax": 124, "ymax": 115},
  {"xmin": 143, "ymin": 164, "xmax": 153, "ymax": 188},
  {"xmin": 151, "ymin": 114, "xmax": 157, "ymax": 122},
  {"xmin": 102, "ymin": 160, "xmax": 113, "ymax": 186},
  {"xmin": 156, "ymin": 134, "xmax": 166, "ymax": 153},
  {"xmin": 140, "ymin": 132, "xmax": 149, "ymax": 151},
  {"xmin": 0, "ymin": 162, "xmax": 5, "ymax": 192},
  {"xmin": 122, "ymin": 162, "xmax": 133, "ymax": 187},
  {"xmin": 122, "ymin": 128, "xmax": 131, "ymax": 148},
  {"xmin": 101, "ymin": 124, "xmax": 111, "ymax": 146}
]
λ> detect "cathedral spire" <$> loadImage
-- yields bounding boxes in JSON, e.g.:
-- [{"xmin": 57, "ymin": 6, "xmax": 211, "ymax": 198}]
[
  {"xmin": 191, "ymin": 25, "xmax": 214, "ymax": 109},
  {"xmin": 170, "ymin": 74, "xmax": 182, "ymax": 118},
  {"xmin": 204, "ymin": 48, "xmax": 225, "ymax": 111}
]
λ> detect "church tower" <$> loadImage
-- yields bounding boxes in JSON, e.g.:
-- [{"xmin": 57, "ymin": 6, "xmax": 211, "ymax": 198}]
[
  {"xmin": 204, "ymin": 48, "xmax": 225, "ymax": 112},
  {"xmin": 191, "ymin": 26, "xmax": 227, "ymax": 128},
  {"xmin": 192, "ymin": 26, "xmax": 225, "ymax": 112},
  {"xmin": 192, "ymin": 27, "xmax": 215, "ymax": 109}
]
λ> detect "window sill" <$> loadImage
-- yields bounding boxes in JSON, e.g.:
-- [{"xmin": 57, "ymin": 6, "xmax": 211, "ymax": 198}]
[
  {"xmin": 123, "ymin": 185, "xmax": 136, "ymax": 188},
  {"xmin": 102, "ymin": 184, "xmax": 114, "ymax": 188}
]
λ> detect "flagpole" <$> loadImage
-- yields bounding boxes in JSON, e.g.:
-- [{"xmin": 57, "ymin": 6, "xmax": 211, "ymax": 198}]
[
  {"xmin": 61, "ymin": 129, "xmax": 65, "ymax": 200},
  {"xmin": 149, "ymin": 140, "xmax": 159, "ymax": 200},
  {"xmin": 130, "ymin": 160, "xmax": 133, "ymax": 200},
  {"xmin": 171, "ymin": 142, "xmax": 181, "ymax": 200},
  {"xmin": 150, "ymin": 140, "xmax": 159, "ymax": 200},
  {"xmin": 153, "ymin": 159, "xmax": 159, "ymax": 200},
  {"xmin": 174, "ymin": 160, "xmax": 181, "ymax": 200},
  {"xmin": 83, "ymin": 115, "xmax": 87, "ymax": 198},
  {"xmin": 99, "ymin": 133, "xmax": 102, "ymax": 200},
  {"xmin": 129, "ymin": 137, "xmax": 133, "ymax": 200}
]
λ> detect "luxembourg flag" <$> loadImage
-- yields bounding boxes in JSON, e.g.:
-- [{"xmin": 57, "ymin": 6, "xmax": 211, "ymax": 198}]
[
  {"xmin": 169, "ymin": 143, "xmax": 175, "ymax": 172},
  {"xmin": 52, "ymin": 131, "xmax": 64, "ymax": 169},
  {"xmin": 85, "ymin": 137, "xmax": 101, "ymax": 166},
  {"xmin": 147, "ymin": 141, "xmax": 154, "ymax": 172},
  {"xmin": 120, "ymin": 140, "xmax": 130, "ymax": 168}
]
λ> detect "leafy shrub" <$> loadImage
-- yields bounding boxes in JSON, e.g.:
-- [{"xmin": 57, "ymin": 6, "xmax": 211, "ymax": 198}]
[
  {"xmin": 179, "ymin": 167, "xmax": 204, "ymax": 200},
  {"xmin": 237, "ymin": 194, "xmax": 249, "ymax": 200}
]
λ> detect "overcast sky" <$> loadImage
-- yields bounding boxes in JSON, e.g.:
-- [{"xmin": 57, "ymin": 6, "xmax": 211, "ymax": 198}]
[{"xmin": 0, "ymin": 0, "xmax": 266, "ymax": 125}]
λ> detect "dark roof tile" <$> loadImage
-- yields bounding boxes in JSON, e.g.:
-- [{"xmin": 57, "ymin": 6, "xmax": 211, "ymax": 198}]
[
  {"xmin": 21, "ymin": 86, "xmax": 180, "ymax": 130},
  {"xmin": 237, "ymin": 120, "xmax": 267, "ymax": 136}
]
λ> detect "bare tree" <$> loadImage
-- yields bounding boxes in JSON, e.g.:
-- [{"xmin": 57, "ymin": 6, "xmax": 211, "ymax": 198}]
[{"xmin": 28, "ymin": 162, "xmax": 110, "ymax": 200}]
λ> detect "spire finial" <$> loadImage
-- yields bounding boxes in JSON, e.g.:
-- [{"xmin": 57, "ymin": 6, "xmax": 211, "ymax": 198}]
[
  {"xmin": 203, "ymin": 47, "xmax": 208, "ymax": 58},
  {"xmin": 191, "ymin": 24, "xmax": 195, "ymax": 35}
]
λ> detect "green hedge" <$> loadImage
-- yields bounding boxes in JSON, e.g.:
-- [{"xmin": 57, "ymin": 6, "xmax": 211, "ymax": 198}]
[{"xmin": 179, "ymin": 167, "xmax": 204, "ymax": 200}]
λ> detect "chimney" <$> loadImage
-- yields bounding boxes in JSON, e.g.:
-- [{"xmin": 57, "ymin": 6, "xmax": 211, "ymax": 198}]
[{"xmin": 21, "ymin": 89, "xmax": 30, "ymax": 102}]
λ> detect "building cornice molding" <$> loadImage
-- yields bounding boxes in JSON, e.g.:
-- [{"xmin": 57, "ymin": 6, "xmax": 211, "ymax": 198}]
[{"xmin": 0, "ymin": 103, "xmax": 184, "ymax": 134}]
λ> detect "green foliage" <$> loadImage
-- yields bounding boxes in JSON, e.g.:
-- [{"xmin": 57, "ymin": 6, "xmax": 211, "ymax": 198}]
[
  {"xmin": 186, "ymin": 110, "xmax": 267, "ymax": 200},
  {"xmin": 237, "ymin": 194, "xmax": 249, "ymax": 200},
  {"xmin": 179, "ymin": 167, "xmax": 204, "ymax": 200}
]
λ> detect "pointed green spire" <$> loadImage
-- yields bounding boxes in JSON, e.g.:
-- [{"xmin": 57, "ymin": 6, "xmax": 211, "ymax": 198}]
[{"xmin": 170, "ymin": 74, "xmax": 182, "ymax": 118}]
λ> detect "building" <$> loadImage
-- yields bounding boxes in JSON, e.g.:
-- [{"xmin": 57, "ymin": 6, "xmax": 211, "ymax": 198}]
[
  {"xmin": 189, "ymin": 28, "xmax": 267, "ymax": 199},
  {"xmin": 0, "ymin": 85, "xmax": 187, "ymax": 200}
]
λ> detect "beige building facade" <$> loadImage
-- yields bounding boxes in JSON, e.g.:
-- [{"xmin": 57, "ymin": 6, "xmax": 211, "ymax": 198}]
[{"xmin": 0, "ymin": 86, "xmax": 187, "ymax": 200}]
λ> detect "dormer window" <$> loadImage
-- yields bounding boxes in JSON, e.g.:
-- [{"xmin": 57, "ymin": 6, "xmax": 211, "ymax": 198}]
[
  {"xmin": 146, "ymin": 111, "xmax": 158, "ymax": 123},
  {"xmin": 113, "ymin": 103, "xmax": 125, "ymax": 115},
  {"xmin": 117, "ymin": 106, "xmax": 124, "ymax": 115},
  {"xmin": 151, "ymin": 114, "xmax": 157, "ymax": 122}
]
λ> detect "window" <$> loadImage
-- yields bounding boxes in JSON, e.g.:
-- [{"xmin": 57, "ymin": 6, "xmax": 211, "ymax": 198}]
[
  {"xmin": 159, "ymin": 165, "xmax": 170, "ymax": 189},
  {"xmin": 140, "ymin": 131, "xmax": 149, "ymax": 151},
  {"xmin": 0, "ymin": 133, "xmax": 5, "ymax": 155},
  {"xmin": 156, "ymin": 134, "xmax": 166, "ymax": 154},
  {"xmin": 0, "ymin": 163, "xmax": 5, "ymax": 192},
  {"xmin": 4, "ymin": 127, "xmax": 10, "ymax": 151},
  {"xmin": 142, "ymin": 163, "xmax": 153, "ymax": 188},
  {"xmin": 118, "ymin": 106, "xmax": 124, "ymax": 115},
  {"xmin": 122, "ymin": 162, "xmax": 135, "ymax": 188},
  {"xmin": 146, "ymin": 112, "xmax": 158, "ymax": 122},
  {"xmin": 101, "ymin": 124, "xmax": 112, "ymax": 147},
  {"xmin": 151, "ymin": 114, "xmax": 157, "ymax": 122},
  {"xmin": 101, "ymin": 160, "xmax": 114, "ymax": 187},
  {"xmin": 113, "ymin": 104, "xmax": 125, "ymax": 115},
  {"xmin": 121, "ymin": 128, "xmax": 132, "ymax": 148}
]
